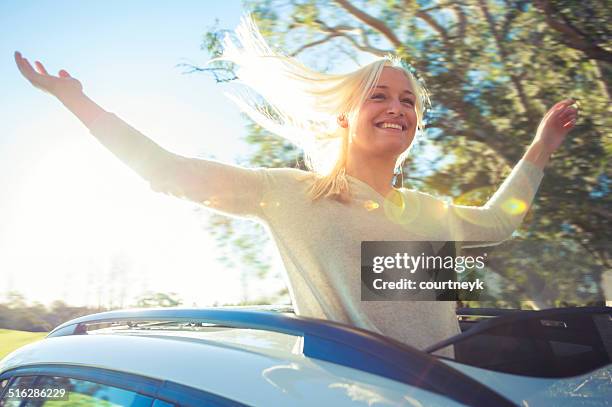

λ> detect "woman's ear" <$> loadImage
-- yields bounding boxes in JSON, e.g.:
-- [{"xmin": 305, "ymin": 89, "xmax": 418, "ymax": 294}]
[{"xmin": 337, "ymin": 114, "xmax": 348, "ymax": 129}]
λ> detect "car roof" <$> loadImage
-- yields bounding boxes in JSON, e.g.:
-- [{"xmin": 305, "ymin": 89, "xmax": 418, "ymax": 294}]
[
  {"xmin": 1, "ymin": 330, "xmax": 464, "ymax": 407},
  {"xmin": 1, "ymin": 307, "xmax": 517, "ymax": 406}
]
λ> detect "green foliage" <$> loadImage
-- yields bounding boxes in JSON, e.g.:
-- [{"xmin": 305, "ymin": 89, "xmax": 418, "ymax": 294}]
[
  {"xmin": 135, "ymin": 292, "xmax": 183, "ymax": 308},
  {"xmin": 0, "ymin": 292, "xmax": 190, "ymax": 335},
  {"xmin": 0, "ymin": 296, "xmax": 106, "ymax": 332},
  {"xmin": 543, "ymin": 0, "xmax": 612, "ymax": 52}
]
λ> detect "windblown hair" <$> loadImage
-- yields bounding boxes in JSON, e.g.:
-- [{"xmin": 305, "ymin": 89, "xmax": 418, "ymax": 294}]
[{"xmin": 212, "ymin": 15, "xmax": 430, "ymax": 203}]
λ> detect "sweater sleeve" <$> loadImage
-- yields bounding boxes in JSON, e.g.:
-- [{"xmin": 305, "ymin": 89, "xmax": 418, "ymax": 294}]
[
  {"xmin": 88, "ymin": 112, "xmax": 266, "ymax": 219},
  {"xmin": 440, "ymin": 159, "xmax": 544, "ymax": 247}
]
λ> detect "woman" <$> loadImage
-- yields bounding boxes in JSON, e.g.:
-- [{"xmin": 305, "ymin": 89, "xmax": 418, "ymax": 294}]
[{"xmin": 14, "ymin": 17, "xmax": 578, "ymax": 355}]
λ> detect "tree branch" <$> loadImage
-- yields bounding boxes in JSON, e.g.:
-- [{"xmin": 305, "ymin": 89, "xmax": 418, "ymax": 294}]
[
  {"xmin": 414, "ymin": 9, "xmax": 451, "ymax": 46},
  {"xmin": 500, "ymin": 0, "xmax": 524, "ymax": 40},
  {"xmin": 290, "ymin": 20, "xmax": 392, "ymax": 57},
  {"xmin": 402, "ymin": 0, "xmax": 451, "ymax": 46},
  {"xmin": 534, "ymin": 0, "xmax": 612, "ymax": 62},
  {"xmin": 421, "ymin": 1, "xmax": 471, "ymax": 13},
  {"xmin": 450, "ymin": 3, "xmax": 467, "ymax": 42},
  {"xmin": 476, "ymin": 0, "xmax": 540, "ymax": 121},
  {"xmin": 333, "ymin": 0, "xmax": 402, "ymax": 48},
  {"xmin": 175, "ymin": 63, "xmax": 237, "ymax": 83},
  {"xmin": 290, "ymin": 33, "xmax": 341, "ymax": 56}
]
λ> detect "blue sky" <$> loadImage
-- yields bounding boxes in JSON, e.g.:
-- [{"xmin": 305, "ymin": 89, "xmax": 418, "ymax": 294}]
[
  {"xmin": 0, "ymin": 1, "xmax": 291, "ymax": 307},
  {"xmin": 1, "ymin": 1, "xmax": 249, "ymax": 155}
]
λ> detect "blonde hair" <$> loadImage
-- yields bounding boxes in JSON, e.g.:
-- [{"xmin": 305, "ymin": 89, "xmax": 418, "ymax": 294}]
[{"xmin": 212, "ymin": 15, "xmax": 430, "ymax": 203}]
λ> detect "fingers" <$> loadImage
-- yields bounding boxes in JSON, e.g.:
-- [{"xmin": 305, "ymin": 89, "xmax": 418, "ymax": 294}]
[
  {"xmin": 542, "ymin": 99, "xmax": 571, "ymax": 122},
  {"xmin": 559, "ymin": 99, "xmax": 579, "ymax": 129},
  {"xmin": 559, "ymin": 103, "xmax": 579, "ymax": 121},
  {"xmin": 15, "ymin": 52, "xmax": 52, "ymax": 78},
  {"xmin": 563, "ymin": 119, "xmax": 576, "ymax": 129},
  {"xmin": 556, "ymin": 98, "xmax": 576, "ymax": 108},
  {"xmin": 559, "ymin": 106, "xmax": 578, "ymax": 119},
  {"xmin": 560, "ymin": 115, "xmax": 577, "ymax": 127},
  {"xmin": 14, "ymin": 51, "xmax": 56, "ymax": 91},
  {"xmin": 548, "ymin": 99, "xmax": 575, "ymax": 115},
  {"xmin": 551, "ymin": 98, "xmax": 579, "ymax": 120},
  {"xmin": 555, "ymin": 98, "xmax": 576, "ymax": 109},
  {"xmin": 35, "ymin": 60, "xmax": 49, "ymax": 76},
  {"xmin": 539, "ymin": 98, "xmax": 579, "ymax": 133},
  {"xmin": 562, "ymin": 114, "xmax": 577, "ymax": 128},
  {"xmin": 15, "ymin": 51, "xmax": 70, "ymax": 80},
  {"xmin": 14, "ymin": 51, "xmax": 38, "ymax": 80}
]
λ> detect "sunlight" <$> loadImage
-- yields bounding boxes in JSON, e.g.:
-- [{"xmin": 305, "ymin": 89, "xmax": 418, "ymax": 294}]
[{"xmin": 1, "ymin": 109, "xmax": 267, "ymax": 307}]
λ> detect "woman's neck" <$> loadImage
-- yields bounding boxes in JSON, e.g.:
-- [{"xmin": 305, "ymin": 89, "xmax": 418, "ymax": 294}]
[{"xmin": 345, "ymin": 153, "xmax": 397, "ymax": 197}]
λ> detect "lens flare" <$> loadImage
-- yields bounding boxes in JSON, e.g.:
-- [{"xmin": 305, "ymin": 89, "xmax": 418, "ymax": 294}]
[
  {"xmin": 383, "ymin": 191, "xmax": 421, "ymax": 225},
  {"xmin": 363, "ymin": 200, "xmax": 380, "ymax": 211},
  {"xmin": 501, "ymin": 197, "xmax": 527, "ymax": 215}
]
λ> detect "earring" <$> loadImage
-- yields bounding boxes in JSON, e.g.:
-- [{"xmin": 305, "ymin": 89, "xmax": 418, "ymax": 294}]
[{"xmin": 391, "ymin": 167, "xmax": 403, "ymax": 188}]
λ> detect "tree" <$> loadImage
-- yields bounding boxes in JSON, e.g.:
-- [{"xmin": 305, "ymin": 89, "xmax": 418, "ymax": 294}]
[
  {"xmin": 0, "ymin": 295, "xmax": 102, "ymax": 332},
  {"xmin": 533, "ymin": 0, "xmax": 612, "ymax": 99},
  {"xmin": 198, "ymin": 0, "xmax": 610, "ymax": 307},
  {"xmin": 135, "ymin": 292, "xmax": 183, "ymax": 308}
]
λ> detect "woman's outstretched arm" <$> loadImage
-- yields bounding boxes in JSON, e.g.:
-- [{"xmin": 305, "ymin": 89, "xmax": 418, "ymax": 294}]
[
  {"xmin": 14, "ymin": 52, "xmax": 267, "ymax": 219},
  {"xmin": 426, "ymin": 99, "xmax": 579, "ymax": 244}
]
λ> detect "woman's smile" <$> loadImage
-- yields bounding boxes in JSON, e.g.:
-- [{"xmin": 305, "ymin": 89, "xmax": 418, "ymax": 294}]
[{"xmin": 374, "ymin": 121, "xmax": 408, "ymax": 134}]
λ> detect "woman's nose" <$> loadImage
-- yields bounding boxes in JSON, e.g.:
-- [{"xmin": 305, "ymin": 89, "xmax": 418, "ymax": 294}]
[{"xmin": 387, "ymin": 99, "xmax": 403, "ymax": 115}]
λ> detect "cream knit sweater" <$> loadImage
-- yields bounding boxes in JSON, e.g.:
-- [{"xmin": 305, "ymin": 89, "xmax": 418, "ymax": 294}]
[{"xmin": 90, "ymin": 112, "xmax": 544, "ymax": 355}]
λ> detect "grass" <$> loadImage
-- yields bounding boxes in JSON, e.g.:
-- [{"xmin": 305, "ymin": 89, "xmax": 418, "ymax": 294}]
[
  {"xmin": 43, "ymin": 393, "xmax": 119, "ymax": 406},
  {"xmin": 0, "ymin": 329, "xmax": 47, "ymax": 359}
]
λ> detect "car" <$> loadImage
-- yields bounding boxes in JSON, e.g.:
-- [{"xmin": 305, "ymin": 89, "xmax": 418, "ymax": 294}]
[{"xmin": 0, "ymin": 305, "xmax": 610, "ymax": 406}]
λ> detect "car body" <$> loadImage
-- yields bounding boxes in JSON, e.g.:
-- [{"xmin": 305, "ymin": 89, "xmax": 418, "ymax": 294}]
[{"xmin": 0, "ymin": 306, "xmax": 610, "ymax": 406}]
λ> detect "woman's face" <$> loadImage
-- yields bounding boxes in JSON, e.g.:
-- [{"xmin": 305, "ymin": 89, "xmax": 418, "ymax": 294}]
[{"xmin": 349, "ymin": 67, "xmax": 418, "ymax": 159}]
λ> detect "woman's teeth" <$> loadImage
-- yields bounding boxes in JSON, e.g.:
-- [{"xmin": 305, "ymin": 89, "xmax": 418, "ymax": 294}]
[{"xmin": 377, "ymin": 122, "xmax": 403, "ymax": 131}]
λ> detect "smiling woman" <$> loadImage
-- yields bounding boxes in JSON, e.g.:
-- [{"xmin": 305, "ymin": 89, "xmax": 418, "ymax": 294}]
[
  {"xmin": 13, "ymin": 13, "xmax": 579, "ymax": 356},
  {"xmin": 348, "ymin": 68, "xmax": 420, "ymax": 189}
]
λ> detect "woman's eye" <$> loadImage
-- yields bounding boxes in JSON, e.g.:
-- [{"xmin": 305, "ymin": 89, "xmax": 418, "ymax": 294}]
[{"xmin": 370, "ymin": 94, "xmax": 414, "ymax": 105}]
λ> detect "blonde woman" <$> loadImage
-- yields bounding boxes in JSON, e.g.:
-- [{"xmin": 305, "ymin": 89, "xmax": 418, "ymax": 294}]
[{"xmin": 14, "ymin": 16, "xmax": 578, "ymax": 355}]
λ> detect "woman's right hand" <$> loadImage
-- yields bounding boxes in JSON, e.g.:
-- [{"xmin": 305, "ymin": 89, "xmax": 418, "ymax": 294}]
[{"xmin": 14, "ymin": 51, "xmax": 83, "ymax": 100}]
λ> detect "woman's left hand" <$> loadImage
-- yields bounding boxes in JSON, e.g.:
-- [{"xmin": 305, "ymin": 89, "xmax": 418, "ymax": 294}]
[{"xmin": 533, "ymin": 99, "xmax": 579, "ymax": 153}]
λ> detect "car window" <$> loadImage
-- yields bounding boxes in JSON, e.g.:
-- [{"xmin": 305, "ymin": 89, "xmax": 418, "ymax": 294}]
[
  {"xmin": 0, "ymin": 375, "xmax": 153, "ymax": 407},
  {"xmin": 435, "ymin": 308, "xmax": 611, "ymax": 378},
  {"xmin": 0, "ymin": 365, "xmax": 247, "ymax": 407}
]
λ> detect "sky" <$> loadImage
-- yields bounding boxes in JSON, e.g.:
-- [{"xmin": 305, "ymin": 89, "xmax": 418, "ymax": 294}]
[{"xmin": 0, "ymin": 1, "xmax": 293, "ymax": 307}]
